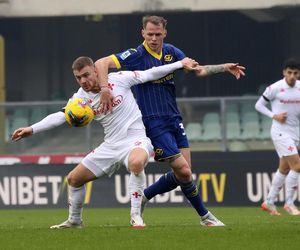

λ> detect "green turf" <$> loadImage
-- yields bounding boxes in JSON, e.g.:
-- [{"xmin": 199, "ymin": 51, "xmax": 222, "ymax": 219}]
[{"xmin": 0, "ymin": 207, "xmax": 300, "ymax": 250}]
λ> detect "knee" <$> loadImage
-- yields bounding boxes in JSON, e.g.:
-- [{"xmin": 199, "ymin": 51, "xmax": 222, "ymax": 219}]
[
  {"xmin": 67, "ymin": 172, "xmax": 81, "ymax": 188},
  {"xmin": 128, "ymin": 158, "xmax": 145, "ymax": 174},
  {"xmin": 293, "ymin": 165, "xmax": 300, "ymax": 173},
  {"xmin": 175, "ymin": 164, "xmax": 192, "ymax": 183}
]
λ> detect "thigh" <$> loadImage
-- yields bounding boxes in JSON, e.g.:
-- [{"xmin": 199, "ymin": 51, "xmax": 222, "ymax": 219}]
[
  {"xmin": 82, "ymin": 143, "xmax": 123, "ymax": 177},
  {"xmin": 145, "ymin": 117, "xmax": 189, "ymax": 162},
  {"xmin": 123, "ymin": 132, "xmax": 153, "ymax": 171},
  {"xmin": 151, "ymin": 131, "xmax": 181, "ymax": 161},
  {"xmin": 271, "ymin": 132, "xmax": 299, "ymax": 158},
  {"xmin": 174, "ymin": 118, "xmax": 190, "ymax": 150},
  {"xmin": 283, "ymin": 154, "xmax": 300, "ymax": 171},
  {"xmin": 180, "ymin": 148, "xmax": 191, "ymax": 168}
]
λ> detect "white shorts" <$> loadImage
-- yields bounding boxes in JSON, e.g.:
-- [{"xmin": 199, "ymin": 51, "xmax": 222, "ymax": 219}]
[
  {"xmin": 82, "ymin": 130, "xmax": 153, "ymax": 177},
  {"xmin": 271, "ymin": 131, "xmax": 299, "ymax": 158}
]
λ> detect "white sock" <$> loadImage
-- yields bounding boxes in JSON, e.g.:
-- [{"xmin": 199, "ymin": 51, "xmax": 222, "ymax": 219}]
[
  {"xmin": 128, "ymin": 170, "xmax": 146, "ymax": 216},
  {"xmin": 285, "ymin": 170, "xmax": 300, "ymax": 205},
  {"xmin": 68, "ymin": 185, "xmax": 85, "ymax": 223},
  {"xmin": 266, "ymin": 170, "xmax": 286, "ymax": 205}
]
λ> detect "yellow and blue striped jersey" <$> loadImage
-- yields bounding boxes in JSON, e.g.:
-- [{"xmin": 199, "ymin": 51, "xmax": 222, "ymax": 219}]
[{"xmin": 111, "ymin": 41, "xmax": 185, "ymax": 119}]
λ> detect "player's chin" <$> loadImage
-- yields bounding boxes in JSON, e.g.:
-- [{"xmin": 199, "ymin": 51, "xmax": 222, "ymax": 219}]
[{"xmin": 149, "ymin": 44, "xmax": 158, "ymax": 50}]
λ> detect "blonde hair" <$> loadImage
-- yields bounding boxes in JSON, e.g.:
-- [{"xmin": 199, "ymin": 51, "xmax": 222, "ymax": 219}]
[
  {"xmin": 72, "ymin": 56, "xmax": 94, "ymax": 71},
  {"xmin": 142, "ymin": 15, "xmax": 167, "ymax": 29}
]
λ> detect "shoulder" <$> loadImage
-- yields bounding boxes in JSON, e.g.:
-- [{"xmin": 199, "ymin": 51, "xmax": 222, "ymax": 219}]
[
  {"xmin": 73, "ymin": 88, "xmax": 95, "ymax": 100},
  {"xmin": 108, "ymin": 71, "xmax": 134, "ymax": 88},
  {"xmin": 163, "ymin": 43, "xmax": 182, "ymax": 51},
  {"xmin": 75, "ymin": 88, "xmax": 86, "ymax": 97},
  {"xmin": 108, "ymin": 71, "xmax": 133, "ymax": 80},
  {"xmin": 163, "ymin": 43, "xmax": 185, "ymax": 58},
  {"xmin": 265, "ymin": 80, "xmax": 283, "ymax": 93},
  {"xmin": 117, "ymin": 47, "xmax": 142, "ymax": 60},
  {"xmin": 269, "ymin": 79, "xmax": 283, "ymax": 87}
]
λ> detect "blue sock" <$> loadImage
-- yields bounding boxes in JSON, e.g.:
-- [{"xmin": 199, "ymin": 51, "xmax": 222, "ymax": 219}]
[
  {"xmin": 144, "ymin": 171, "xmax": 179, "ymax": 200},
  {"xmin": 180, "ymin": 181, "xmax": 208, "ymax": 217}
]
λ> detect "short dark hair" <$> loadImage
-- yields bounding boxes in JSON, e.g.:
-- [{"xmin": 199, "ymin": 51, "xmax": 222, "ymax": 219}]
[
  {"xmin": 283, "ymin": 58, "xmax": 300, "ymax": 70},
  {"xmin": 72, "ymin": 56, "xmax": 94, "ymax": 71},
  {"xmin": 142, "ymin": 15, "xmax": 167, "ymax": 29}
]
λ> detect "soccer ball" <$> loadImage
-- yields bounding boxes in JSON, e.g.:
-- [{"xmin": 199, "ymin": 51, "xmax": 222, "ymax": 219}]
[{"xmin": 65, "ymin": 98, "xmax": 94, "ymax": 127}]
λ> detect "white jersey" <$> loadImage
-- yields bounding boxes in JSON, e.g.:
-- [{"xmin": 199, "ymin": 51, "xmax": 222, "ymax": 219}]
[
  {"xmin": 31, "ymin": 61, "xmax": 183, "ymax": 141},
  {"xmin": 71, "ymin": 71, "xmax": 148, "ymax": 143},
  {"xmin": 262, "ymin": 78, "xmax": 300, "ymax": 140}
]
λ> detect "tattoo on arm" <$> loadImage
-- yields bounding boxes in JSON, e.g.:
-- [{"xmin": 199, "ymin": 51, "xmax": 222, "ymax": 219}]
[{"xmin": 203, "ymin": 65, "xmax": 225, "ymax": 75}]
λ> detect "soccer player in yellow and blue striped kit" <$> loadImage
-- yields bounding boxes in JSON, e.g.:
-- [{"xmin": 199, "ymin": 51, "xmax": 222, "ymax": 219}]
[{"xmin": 95, "ymin": 15, "xmax": 245, "ymax": 226}]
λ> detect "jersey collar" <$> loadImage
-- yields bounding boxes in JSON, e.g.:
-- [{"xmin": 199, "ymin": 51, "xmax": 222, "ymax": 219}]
[{"xmin": 143, "ymin": 41, "xmax": 162, "ymax": 60}]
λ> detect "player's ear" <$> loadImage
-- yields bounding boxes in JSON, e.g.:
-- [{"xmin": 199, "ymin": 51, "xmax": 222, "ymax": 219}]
[
  {"xmin": 141, "ymin": 29, "xmax": 145, "ymax": 38},
  {"xmin": 93, "ymin": 65, "xmax": 98, "ymax": 75},
  {"xmin": 163, "ymin": 29, "xmax": 167, "ymax": 38}
]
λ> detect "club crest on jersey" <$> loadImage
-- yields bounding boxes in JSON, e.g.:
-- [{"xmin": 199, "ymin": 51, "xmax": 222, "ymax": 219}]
[
  {"xmin": 155, "ymin": 148, "xmax": 163, "ymax": 156},
  {"xmin": 120, "ymin": 50, "xmax": 131, "ymax": 60},
  {"xmin": 164, "ymin": 55, "xmax": 173, "ymax": 62}
]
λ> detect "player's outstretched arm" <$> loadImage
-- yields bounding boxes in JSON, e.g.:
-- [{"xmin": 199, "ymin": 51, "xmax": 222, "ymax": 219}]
[
  {"xmin": 11, "ymin": 127, "xmax": 33, "ymax": 141},
  {"xmin": 94, "ymin": 56, "xmax": 116, "ymax": 114},
  {"xmin": 195, "ymin": 63, "xmax": 246, "ymax": 79},
  {"xmin": 135, "ymin": 59, "xmax": 197, "ymax": 84},
  {"xmin": 12, "ymin": 111, "xmax": 66, "ymax": 141},
  {"xmin": 223, "ymin": 63, "xmax": 246, "ymax": 79}
]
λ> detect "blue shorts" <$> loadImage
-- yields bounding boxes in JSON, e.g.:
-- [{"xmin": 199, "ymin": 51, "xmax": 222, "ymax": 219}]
[{"xmin": 143, "ymin": 117, "xmax": 189, "ymax": 161}]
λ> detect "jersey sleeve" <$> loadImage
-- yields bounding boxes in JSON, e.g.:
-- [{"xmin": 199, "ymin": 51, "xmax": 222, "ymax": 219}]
[
  {"xmin": 111, "ymin": 48, "xmax": 142, "ymax": 70},
  {"xmin": 172, "ymin": 46, "xmax": 186, "ymax": 60},
  {"xmin": 113, "ymin": 61, "xmax": 184, "ymax": 88},
  {"xmin": 262, "ymin": 84, "xmax": 277, "ymax": 101},
  {"xmin": 255, "ymin": 96, "xmax": 274, "ymax": 118},
  {"xmin": 31, "ymin": 111, "xmax": 66, "ymax": 134}
]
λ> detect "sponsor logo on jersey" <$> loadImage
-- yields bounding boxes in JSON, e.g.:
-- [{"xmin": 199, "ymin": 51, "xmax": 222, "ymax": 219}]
[
  {"xmin": 120, "ymin": 50, "xmax": 131, "ymax": 60},
  {"xmin": 152, "ymin": 73, "xmax": 174, "ymax": 84},
  {"xmin": 112, "ymin": 95, "xmax": 123, "ymax": 108},
  {"xmin": 164, "ymin": 54, "xmax": 173, "ymax": 62},
  {"xmin": 279, "ymin": 99, "xmax": 300, "ymax": 104}
]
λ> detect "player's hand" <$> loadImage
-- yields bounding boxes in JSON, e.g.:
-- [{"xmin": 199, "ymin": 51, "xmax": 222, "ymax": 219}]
[
  {"xmin": 99, "ymin": 87, "xmax": 113, "ymax": 114},
  {"xmin": 273, "ymin": 112, "xmax": 287, "ymax": 123},
  {"xmin": 223, "ymin": 63, "xmax": 246, "ymax": 80},
  {"xmin": 181, "ymin": 57, "xmax": 199, "ymax": 71},
  {"xmin": 11, "ymin": 127, "xmax": 33, "ymax": 141}
]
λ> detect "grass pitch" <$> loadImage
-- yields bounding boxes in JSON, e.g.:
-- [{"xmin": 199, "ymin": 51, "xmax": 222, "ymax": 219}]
[{"xmin": 0, "ymin": 207, "xmax": 300, "ymax": 250}]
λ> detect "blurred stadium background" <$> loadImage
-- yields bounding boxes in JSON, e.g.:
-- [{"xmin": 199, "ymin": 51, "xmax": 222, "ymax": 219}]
[
  {"xmin": 0, "ymin": 0, "xmax": 300, "ymax": 208},
  {"xmin": 1, "ymin": 0, "xmax": 300, "ymax": 155}
]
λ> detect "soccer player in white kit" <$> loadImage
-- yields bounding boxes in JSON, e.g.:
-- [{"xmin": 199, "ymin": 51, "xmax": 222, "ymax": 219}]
[
  {"xmin": 11, "ymin": 56, "xmax": 198, "ymax": 228},
  {"xmin": 255, "ymin": 58, "xmax": 300, "ymax": 215}
]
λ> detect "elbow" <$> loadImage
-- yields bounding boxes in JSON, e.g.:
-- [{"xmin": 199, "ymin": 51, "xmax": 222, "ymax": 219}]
[
  {"xmin": 254, "ymin": 101, "xmax": 260, "ymax": 112},
  {"xmin": 94, "ymin": 57, "xmax": 107, "ymax": 69},
  {"xmin": 254, "ymin": 102, "xmax": 259, "ymax": 112}
]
